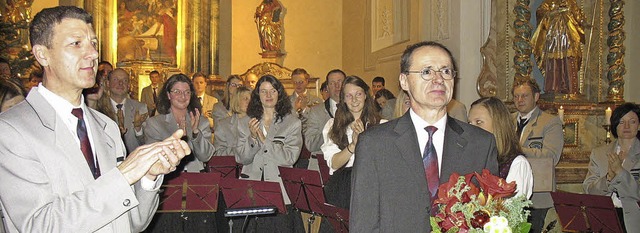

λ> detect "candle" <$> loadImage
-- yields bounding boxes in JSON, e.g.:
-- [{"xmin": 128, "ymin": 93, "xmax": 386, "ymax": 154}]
[
  {"xmin": 605, "ymin": 107, "xmax": 612, "ymax": 125},
  {"xmin": 558, "ymin": 106, "xmax": 564, "ymax": 122}
]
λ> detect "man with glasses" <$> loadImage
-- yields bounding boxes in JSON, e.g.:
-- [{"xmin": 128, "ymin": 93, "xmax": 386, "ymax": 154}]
[
  {"xmin": 290, "ymin": 68, "xmax": 322, "ymax": 116},
  {"xmin": 350, "ymin": 41, "xmax": 498, "ymax": 232}
]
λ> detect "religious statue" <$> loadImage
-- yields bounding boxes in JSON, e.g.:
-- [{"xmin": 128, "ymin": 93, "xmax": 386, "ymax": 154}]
[
  {"xmin": 530, "ymin": 0, "xmax": 585, "ymax": 95},
  {"xmin": 255, "ymin": 0, "xmax": 283, "ymax": 56}
]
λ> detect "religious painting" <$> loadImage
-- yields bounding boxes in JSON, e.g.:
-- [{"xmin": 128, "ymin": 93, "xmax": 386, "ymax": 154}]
[{"xmin": 117, "ymin": 0, "xmax": 178, "ymax": 64}]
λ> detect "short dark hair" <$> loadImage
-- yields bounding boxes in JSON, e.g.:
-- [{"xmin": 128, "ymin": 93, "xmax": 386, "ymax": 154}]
[
  {"xmin": 320, "ymin": 81, "xmax": 328, "ymax": 92},
  {"xmin": 192, "ymin": 72, "xmax": 206, "ymax": 80},
  {"xmin": 291, "ymin": 68, "xmax": 310, "ymax": 79},
  {"xmin": 400, "ymin": 41, "xmax": 457, "ymax": 74},
  {"xmin": 325, "ymin": 69, "xmax": 346, "ymax": 82},
  {"xmin": 98, "ymin": 61, "xmax": 112, "ymax": 67},
  {"xmin": 149, "ymin": 70, "xmax": 160, "ymax": 76},
  {"xmin": 157, "ymin": 73, "xmax": 201, "ymax": 114},
  {"xmin": 30, "ymin": 6, "xmax": 93, "ymax": 48},
  {"xmin": 246, "ymin": 75, "xmax": 292, "ymax": 123},
  {"xmin": 372, "ymin": 76, "xmax": 385, "ymax": 86},
  {"xmin": 512, "ymin": 78, "xmax": 541, "ymax": 94},
  {"xmin": 610, "ymin": 102, "xmax": 640, "ymax": 138}
]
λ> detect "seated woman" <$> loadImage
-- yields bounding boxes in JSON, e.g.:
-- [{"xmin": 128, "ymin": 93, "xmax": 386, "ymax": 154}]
[
  {"xmin": 235, "ymin": 75, "xmax": 303, "ymax": 232},
  {"xmin": 211, "ymin": 75, "xmax": 244, "ymax": 124},
  {"xmin": 321, "ymin": 75, "xmax": 385, "ymax": 209},
  {"xmin": 469, "ymin": 97, "xmax": 533, "ymax": 199},
  {"xmin": 144, "ymin": 74, "xmax": 214, "ymax": 172},
  {"xmin": 213, "ymin": 86, "xmax": 252, "ymax": 156},
  {"xmin": 584, "ymin": 102, "xmax": 640, "ymax": 231}
]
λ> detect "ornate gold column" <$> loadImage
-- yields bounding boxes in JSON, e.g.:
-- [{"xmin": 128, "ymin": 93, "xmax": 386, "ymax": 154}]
[
  {"xmin": 605, "ymin": 0, "xmax": 625, "ymax": 102},
  {"xmin": 512, "ymin": 0, "xmax": 532, "ymax": 84}
]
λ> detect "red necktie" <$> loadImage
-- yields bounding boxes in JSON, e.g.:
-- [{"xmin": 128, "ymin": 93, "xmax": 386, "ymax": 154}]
[
  {"xmin": 71, "ymin": 108, "xmax": 101, "ymax": 179},
  {"xmin": 423, "ymin": 126, "xmax": 439, "ymax": 200}
]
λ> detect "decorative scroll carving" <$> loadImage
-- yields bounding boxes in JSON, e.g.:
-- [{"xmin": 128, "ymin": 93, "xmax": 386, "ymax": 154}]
[
  {"xmin": 606, "ymin": 0, "xmax": 625, "ymax": 102},
  {"xmin": 512, "ymin": 0, "xmax": 532, "ymax": 83}
]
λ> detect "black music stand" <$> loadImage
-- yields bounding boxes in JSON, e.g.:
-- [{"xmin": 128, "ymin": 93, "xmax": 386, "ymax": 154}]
[
  {"xmin": 319, "ymin": 203, "xmax": 349, "ymax": 233},
  {"xmin": 315, "ymin": 154, "xmax": 330, "ymax": 185},
  {"xmin": 551, "ymin": 191, "xmax": 623, "ymax": 233},
  {"xmin": 206, "ymin": 156, "xmax": 242, "ymax": 179},
  {"xmin": 278, "ymin": 166, "xmax": 326, "ymax": 233},
  {"xmin": 158, "ymin": 172, "xmax": 221, "ymax": 212},
  {"xmin": 220, "ymin": 177, "xmax": 285, "ymax": 233}
]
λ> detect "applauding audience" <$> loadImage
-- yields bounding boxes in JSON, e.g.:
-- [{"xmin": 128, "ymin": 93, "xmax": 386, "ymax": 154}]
[{"xmin": 214, "ymin": 86, "xmax": 252, "ymax": 156}]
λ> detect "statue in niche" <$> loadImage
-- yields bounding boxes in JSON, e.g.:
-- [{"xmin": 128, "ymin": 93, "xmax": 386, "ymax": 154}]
[
  {"xmin": 255, "ymin": 0, "xmax": 283, "ymax": 55},
  {"xmin": 531, "ymin": 0, "xmax": 585, "ymax": 95}
]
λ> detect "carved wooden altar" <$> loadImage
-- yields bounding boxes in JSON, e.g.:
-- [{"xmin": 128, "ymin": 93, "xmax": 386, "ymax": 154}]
[{"xmin": 479, "ymin": 0, "xmax": 629, "ymax": 189}]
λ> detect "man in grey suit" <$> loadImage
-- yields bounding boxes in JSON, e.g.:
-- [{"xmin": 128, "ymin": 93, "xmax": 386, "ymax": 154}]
[
  {"xmin": 302, "ymin": 69, "xmax": 346, "ymax": 155},
  {"xmin": 192, "ymin": 72, "xmax": 218, "ymax": 129},
  {"xmin": 141, "ymin": 70, "xmax": 162, "ymax": 116},
  {"xmin": 103, "ymin": 68, "xmax": 149, "ymax": 154},
  {"xmin": 512, "ymin": 78, "xmax": 564, "ymax": 233},
  {"xmin": 0, "ymin": 6, "xmax": 190, "ymax": 232},
  {"xmin": 350, "ymin": 41, "xmax": 498, "ymax": 232},
  {"xmin": 290, "ymin": 68, "xmax": 323, "ymax": 116}
]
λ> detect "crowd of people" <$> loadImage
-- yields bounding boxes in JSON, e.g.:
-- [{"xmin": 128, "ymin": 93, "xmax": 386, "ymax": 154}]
[{"xmin": 0, "ymin": 5, "xmax": 639, "ymax": 233}]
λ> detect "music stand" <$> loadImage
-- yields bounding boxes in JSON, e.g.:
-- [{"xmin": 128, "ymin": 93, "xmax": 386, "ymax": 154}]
[
  {"xmin": 551, "ymin": 191, "xmax": 623, "ymax": 233},
  {"xmin": 278, "ymin": 166, "xmax": 326, "ymax": 233},
  {"xmin": 220, "ymin": 178, "xmax": 285, "ymax": 233},
  {"xmin": 319, "ymin": 203, "xmax": 349, "ymax": 233},
  {"xmin": 315, "ymin": 154, "xmax": 330, "ymax": 185},
  {"xmin": 158, "ymin": 172, "xmax": 221, "ymax": 213},
  {"xmin": 206, "ymin": 156, "xmax": 242, "ymax": 179}
]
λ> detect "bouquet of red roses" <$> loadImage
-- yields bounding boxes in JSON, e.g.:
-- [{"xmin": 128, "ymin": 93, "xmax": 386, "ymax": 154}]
[{"xmin": 430, "ymin": 169, "xmax": 531, "ymax": 233}]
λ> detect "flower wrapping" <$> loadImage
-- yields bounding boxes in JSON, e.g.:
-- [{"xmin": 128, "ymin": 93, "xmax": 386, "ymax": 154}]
[{"xmin": 430, "ymin": 169, "xmax": 532, "ymax": 233}]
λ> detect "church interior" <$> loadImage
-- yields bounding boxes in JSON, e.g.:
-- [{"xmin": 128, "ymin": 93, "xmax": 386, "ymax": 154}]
[{"xmin": 2, "ymin": 0, "xmax": 640, "ymax": 231}]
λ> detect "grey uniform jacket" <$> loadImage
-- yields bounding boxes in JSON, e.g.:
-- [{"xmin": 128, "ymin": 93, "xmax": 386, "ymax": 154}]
[
  {"xmin": 144, "ymin": 111, "xmax": 214, "ymax": 172},
  {"xmin": 0, "ymin": 91, "xmax": 160, "ymax": 232},
  {"xmin": 236, "ymin": 114, "xmax": 302, "ymax": 204},
  {"xmin": 584, "ymin": 139, "xmax": 640, "ymax": 230}
]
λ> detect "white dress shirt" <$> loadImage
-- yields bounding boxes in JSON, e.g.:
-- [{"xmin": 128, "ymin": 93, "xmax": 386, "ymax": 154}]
[{"xmin": 409, "ymin": 109, "xmax": 447, "ymax": 175}]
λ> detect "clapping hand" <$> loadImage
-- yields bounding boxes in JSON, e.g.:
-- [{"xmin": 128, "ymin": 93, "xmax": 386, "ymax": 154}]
[
  {"xmin": 607, "ymin": 150, "xmax": 626, "ymax": 181},
  {"xmin": 133, "ymin": 110, "xmax": 149, "ymax": 131},
  {"xmin": 189, "ymin": 108, "xmax": 201, "ymax": 136},
  {"xmin": 118, "ymin": 129, "xmax": 191, "ymax": 185},
  {"xmin": 249, "ymin": 118, "xmax": 265, "ymax": 142},
  {"xmin": 350, "ymin": 119, "xmax": 365, "ymax": 145}
]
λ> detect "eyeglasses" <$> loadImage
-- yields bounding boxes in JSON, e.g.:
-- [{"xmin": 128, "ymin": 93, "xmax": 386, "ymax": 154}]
[
  {"xmin": 229, "ymin": 83, "xmax": 243, "ymax": 88},
  {"xmin": 170, "ymin": 89, "xmax": 192, "ymax": 96},
  {"xmin": 344, "ymin": 91, "xmax": 365, "ymax": 101},
  {"xmin": 405, "ymin": 67, "xmax": 457, "ymax": 81}
]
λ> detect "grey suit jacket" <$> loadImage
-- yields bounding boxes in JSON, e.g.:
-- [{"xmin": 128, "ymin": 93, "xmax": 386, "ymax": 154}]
[
  {"xmin": 140, "ymin": 85, "xmax": 158, "ymax": 114},
  {"xmin": 513, "ymin": 107, "xmax": 564, "ymax": 208},
  {"xmin": 211, "ymin": 102, "xmax": 231, "ymax": 126},
  {"xmin": 0, "ymin": 91, "xmax": 160, "ymax": 232},
  {"xmin": 213, "ymin": 114, "xmax": 246, "ymax": 156},
  {"xmin": 583, "ymin": 139, "xmax": 640, "ymax": 230},
  {"xmin": 200, "ymin": 93, "xmax": 218, "ymax": 128},
  {"xmin": 114, "ymin": 98, "xmax": 148, "ymax": 154},
  {"xmin": 302, "ymin": 99, "xmax": 333, "ymax": 154},
  {"xmin": 350, "ymin": 113, "xmax": 498, "ymax": 233},
  {"xmin": 144, "ymin": 112, "xmax": 214, "ymax": 172},
  {"xmin": 236, "ymin": 114, "xmax": 302, "ymax": 204}
]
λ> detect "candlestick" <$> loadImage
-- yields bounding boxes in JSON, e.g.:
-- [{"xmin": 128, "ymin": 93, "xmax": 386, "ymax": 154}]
[
  {"xmin": 558, "ymin": 106, "xmax": 564, "ymax": 122},
  {"xmin": 605, "ymin": 107, "xmax": 612, "ymax": 125}
]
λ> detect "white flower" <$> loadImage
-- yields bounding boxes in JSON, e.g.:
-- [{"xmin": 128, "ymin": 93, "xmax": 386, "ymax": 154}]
[{"xmin": 483, "ymin": 216, "xmax": 511, "ymax": 233}]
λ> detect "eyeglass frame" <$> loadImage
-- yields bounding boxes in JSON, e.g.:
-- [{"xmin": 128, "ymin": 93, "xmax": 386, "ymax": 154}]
[
  {"xmin": 169, "ymin": 89, "xmax": 192, "ymax": 96},
  {"xmin": 405, "ymin": 67, "xmax": 457, "ymax": 81},
  {"xmin": 229, "ymin": 82, "xmax": 244, "ymax": 88}
]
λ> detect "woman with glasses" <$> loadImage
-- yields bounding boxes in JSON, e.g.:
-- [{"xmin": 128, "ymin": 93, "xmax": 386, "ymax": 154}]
[
  {"xmin": 212, "ymin": 75, "xmax": 244, "ymax": 124},
  {"xmin": 144, "ymin": 74, "xmax": 214, "ymax": 173},
  {"xmin": 321, "ymin": 75, "xmax": 385, "ymax": 209},
  {"xmin": 213, "ymin": 86, "xmax": 252, "ymax": 156},
  {"xmin": 235, "ymin": 75, "xmax": 303, "ymax": 232}
]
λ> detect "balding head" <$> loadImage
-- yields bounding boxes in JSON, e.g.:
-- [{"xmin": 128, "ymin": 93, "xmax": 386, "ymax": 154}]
[{"xmin": 108, "ymin": 68, "xmax": 130, "ymax": 99}]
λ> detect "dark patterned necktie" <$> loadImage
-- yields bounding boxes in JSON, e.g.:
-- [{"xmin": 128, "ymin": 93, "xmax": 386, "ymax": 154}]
[
  {"xmin": 424, "ymin": 126, "xmax": 439, "ymax": 200},
  {"xmin": 517, "ymin": 118, "xmax": 528, "ymax": 137},
  {"xmin": 71, "ymin": 108, "xmax": 101, "ymax": 179},
  {"xmin": 116, "ymin": 104, "xmax": 125, "ymax": 130}
]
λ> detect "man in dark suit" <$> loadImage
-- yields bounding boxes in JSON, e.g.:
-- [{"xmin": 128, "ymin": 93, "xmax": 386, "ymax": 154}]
[{"xmin": 350, "ymin": 41, "xmax": 498, "ymax": 232}]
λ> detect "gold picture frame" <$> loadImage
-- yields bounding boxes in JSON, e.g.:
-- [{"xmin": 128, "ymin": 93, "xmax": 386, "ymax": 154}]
[{"xmin": 563, "ymin": 118, "xmax": 579, "ymax": 147}]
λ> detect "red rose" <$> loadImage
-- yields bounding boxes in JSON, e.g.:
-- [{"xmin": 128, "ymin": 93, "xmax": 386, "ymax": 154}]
[{"xmin": 475, "ymin": 169, "xmax": 516, "ymax": 199}]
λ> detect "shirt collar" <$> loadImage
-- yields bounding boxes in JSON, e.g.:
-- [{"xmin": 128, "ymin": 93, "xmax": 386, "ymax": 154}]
[
  {"xmin": 517, "ymin": 106, "xmax": 537, "ymax": 121},
  {"xmin": 409, "ymin": 108, "xmax": 447, "ymax": 131}
]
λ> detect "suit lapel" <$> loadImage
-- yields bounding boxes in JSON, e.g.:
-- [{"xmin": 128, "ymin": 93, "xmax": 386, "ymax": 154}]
[
  {"xmin": 441, "ymin": 117, "xmax": 468, "ymax": 182},
  {"xmin": 519, "ymin": 108, "xmax": 540, "ymax": 144},
  {"xmin": 124, "ymin": 100, "xmax": 135, "ymax": 129},
  {"xmin": 623, "ymin": 139, "xmax": 640, "ymax": 171},
  {"xmin": 393, "ymin": 113, "xmax": 426, "ymax": 186},
  {"xmin": 86, "ymin": 109, "xmax": 117, "ymax": 175}
]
